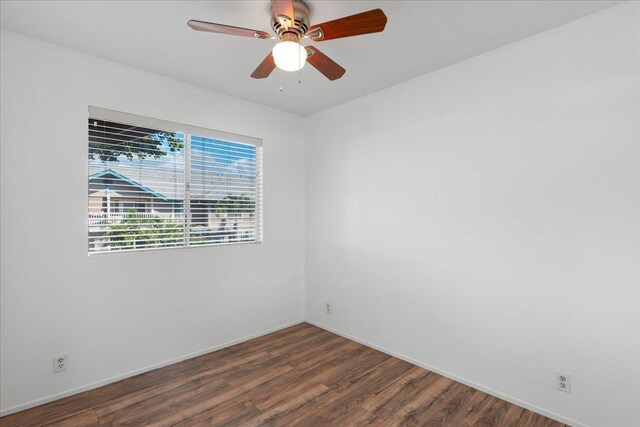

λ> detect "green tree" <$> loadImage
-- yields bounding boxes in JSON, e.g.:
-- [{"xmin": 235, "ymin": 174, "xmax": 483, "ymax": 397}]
[
  {"xmin": 215, "ymin": 194, "xmax": 255, "ymax": 214},
  {"xmin": 89, "ymin": 120, "xmax": 183, "ymax": 162},
  {"xmin": 103, "ymin": 209, "xmax": 183, "ymax": 249}
]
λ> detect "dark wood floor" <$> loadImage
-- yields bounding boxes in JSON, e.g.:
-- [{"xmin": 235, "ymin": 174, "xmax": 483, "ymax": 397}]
[{"xmin": 0, "ymin": 323, "xmax": 565, "ymax": 426}]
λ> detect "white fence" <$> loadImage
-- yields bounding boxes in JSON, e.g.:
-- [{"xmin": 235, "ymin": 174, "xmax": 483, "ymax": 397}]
[{"xmin": 88, "ymin": 212, "xmax": 178, "ymax": 226}]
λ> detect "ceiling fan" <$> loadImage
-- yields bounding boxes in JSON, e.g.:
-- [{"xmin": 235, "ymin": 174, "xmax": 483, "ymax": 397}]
[{"xmin": 187, "ymin": 0, "xmax": 387, "ymax": 81}]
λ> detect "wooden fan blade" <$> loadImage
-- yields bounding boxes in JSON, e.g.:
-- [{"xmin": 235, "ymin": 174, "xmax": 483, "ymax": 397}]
[
  {"xmin": 272, "ymin": 0, "xmax": 294, "ymax": 25},
  {"xmin": 305, "ymin": 47, "xmax": 345, "ymax": 81},
  {"xmin": 187, "ymin": 20, "xmax": 270, "ymax": 39},
  {"xmin": 308, "ymin": 9, "xmax": 387, "ymax": 41},
  {"xmin": 251, "ymin": 53, "xmax": 276, "ymax": 79}
]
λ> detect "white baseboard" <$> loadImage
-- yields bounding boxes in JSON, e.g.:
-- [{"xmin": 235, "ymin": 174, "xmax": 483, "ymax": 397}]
[
  {"xmin": 305, "ymin": 318, "xmax": 588, "ymax": 427},
  {"xmin": 0, "ymin": 319, "xmax": 304, "ymax": 417}
]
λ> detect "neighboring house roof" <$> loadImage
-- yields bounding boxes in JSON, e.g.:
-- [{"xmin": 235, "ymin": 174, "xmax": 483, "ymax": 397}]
[
  {"xmin": 88, "ymin": 163, "xmax": 256, "ymax": 202},
  {"xmin": 89, "ymin": 169, "xmax": 169, "ymax": 201}
]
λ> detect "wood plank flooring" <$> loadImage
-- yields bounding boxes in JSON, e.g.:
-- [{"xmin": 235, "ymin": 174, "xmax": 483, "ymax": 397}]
[{"xmin": 0, "ymin": 323, "xmax": 565, "ymax": 426}]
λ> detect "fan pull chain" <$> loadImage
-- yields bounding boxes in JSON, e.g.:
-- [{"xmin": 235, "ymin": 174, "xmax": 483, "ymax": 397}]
[{"xmin": 298, "ymin": 40, "xmax": 302, "ymax": 84}]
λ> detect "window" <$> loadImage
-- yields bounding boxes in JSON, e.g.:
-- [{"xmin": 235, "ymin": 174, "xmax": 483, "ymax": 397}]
[{"xmin": 88, "ymin": 107, "xmax": 262, "ymax": 254}]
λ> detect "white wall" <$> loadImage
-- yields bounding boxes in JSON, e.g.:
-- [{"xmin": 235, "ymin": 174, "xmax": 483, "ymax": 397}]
[
  {"xmin": 0, "ymin": 30, "xmax": 305, "ymax": 414},
  {"xmin": 305, "ymin": 3, "xmax": 639, "ymax": 427}
]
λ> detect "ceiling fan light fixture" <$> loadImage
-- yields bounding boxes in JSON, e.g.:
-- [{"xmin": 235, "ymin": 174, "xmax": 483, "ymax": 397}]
[{"xmin": 272, "ymin": 41, "xmax": 306, "ymax": 72}]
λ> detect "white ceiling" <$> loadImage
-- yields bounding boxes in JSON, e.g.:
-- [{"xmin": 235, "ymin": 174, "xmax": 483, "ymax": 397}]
[{"xmin": 0, "ymin": 0, "xmax": 621, "ymax": 116}]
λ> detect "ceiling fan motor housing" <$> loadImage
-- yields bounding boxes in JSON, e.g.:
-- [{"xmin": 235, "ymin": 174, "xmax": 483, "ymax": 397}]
[{"xmin": 272, "ymin": 0, "xmax": 311, "ymax": 40}]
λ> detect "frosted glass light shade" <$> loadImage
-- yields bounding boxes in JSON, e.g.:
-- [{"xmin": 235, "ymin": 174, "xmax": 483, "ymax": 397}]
[{"xmin": 272, "ymin": 41, "xmax": 307, "ymax": 72}]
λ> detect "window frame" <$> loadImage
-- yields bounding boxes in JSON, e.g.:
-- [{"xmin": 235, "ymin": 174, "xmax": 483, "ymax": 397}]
[{"xmin": 87, "ymin": 106, "xmax": 263, "ymax": 255}]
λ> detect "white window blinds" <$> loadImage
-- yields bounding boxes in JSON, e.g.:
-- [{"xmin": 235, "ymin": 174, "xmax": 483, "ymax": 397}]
[{"xmin": 88, "ymin": 107, "xmax": 262, "ymax": 254}]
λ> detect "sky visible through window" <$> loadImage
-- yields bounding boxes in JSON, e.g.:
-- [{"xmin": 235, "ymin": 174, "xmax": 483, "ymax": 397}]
[
  {"xmin": 190, "ymin": 136, "xmax": 257, "ymax": 183},
  {"xmin": 89, "ymin": 134, "xmax": 256, "ymax": 178},
  {"xmin": 191, "ymin": 136, "xmax": 256, "ymax": 166}
]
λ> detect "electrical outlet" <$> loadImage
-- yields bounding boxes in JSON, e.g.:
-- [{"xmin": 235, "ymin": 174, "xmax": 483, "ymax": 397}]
[
  {"xmin": 556, "ymin": 372, "xmax": 571, "ymax": 393},
  {"xmin": 53, "ymin": 354, "xmax": 67, "ymax": 373},
  {"xmin": 325, "ymin": 302, "xmax": 332, "ymax": 314}
]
